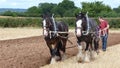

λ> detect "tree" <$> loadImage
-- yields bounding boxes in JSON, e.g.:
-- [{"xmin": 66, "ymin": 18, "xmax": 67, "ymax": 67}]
[
  {"xmin": 38, "ymin": 3, "xmax": 57, "ymax": 14},
  {"xmin": 113, "ymin": 6, "xmax": 120, "ymax": 17},
  {"xmin": 2, "ymin": 11, "xmax": 18, "ymax": 17},
  {"xmin": 26, "ymin": 6, "xmax": 40, "ymax": 17},
  {"xmin": 27, "ymin": 6, "xmax": 39, "ymax": 13},
  {"xmin": 2, "ymin": 1, "xmax": 118, "ymax": 17},
  {"xmin": 56, "ymin": 0, "xmax": 77, "ymax": 17},
  {"xmin": 58, "ymin": 0, "xmax": 76, "ymax": 10},
  {"xmin": 53, "ymin": 6, "xmax": 65, "ymax": 17},
  {"xmin": 113, "ymin": 6, "xmax": 120, "ymax": 13},
  {"xmin": 81, "ymin": 1, "xmax": 112, "ymax": 17}
]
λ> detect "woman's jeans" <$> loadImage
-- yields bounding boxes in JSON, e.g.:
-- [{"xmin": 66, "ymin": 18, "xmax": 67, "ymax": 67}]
[{"xmin": 101, "ymin": 34, "xmax": 108, "ymax": 51}]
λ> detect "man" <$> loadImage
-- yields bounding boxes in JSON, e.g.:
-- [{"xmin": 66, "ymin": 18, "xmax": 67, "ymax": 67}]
[{"xmin": 98, "ymin": 17, "xmax": 109, "ymax": 51}]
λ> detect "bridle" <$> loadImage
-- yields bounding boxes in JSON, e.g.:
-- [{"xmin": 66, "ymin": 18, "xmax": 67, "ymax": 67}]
[
  {"xmin": 42, "ymin": 16, "xmax": 57, "ymax": 38},
  {"xmin": 42, "ymin": 20, "xmax": 49, "ymax": 31},
  {"xmin": 42, "ymin": 18, "xmax": 51, "ymax": 37},
  {"xmin": 75, "ymin": 18, "xmax": 89, "ymax": 36},
  {"xmin": 76, "ymin": 27, "xmax": 82, "ymax": 29},
  {"xmin": 75, "ymin": 12, "xmax": 90, "ymax": 36},
  {"xmin": 75, "ymin": 19, "xmax": 82, "ymax": 35}
]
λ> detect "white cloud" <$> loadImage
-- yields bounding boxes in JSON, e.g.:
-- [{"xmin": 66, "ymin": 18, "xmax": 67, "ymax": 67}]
[
  {"xmin": 102, "ymin": 0, "xmax": 120, "ymax": 8},
  {"xmin": 0, "ymin": 0, "xmax": 6, "ymax": 3},
  {"xmin": 0, "ymin": 0, "xmax": 6, "ymax": 2},
  {"xmin": 11, "ymin": 2, "xmax": 17, "ymax": 6}
]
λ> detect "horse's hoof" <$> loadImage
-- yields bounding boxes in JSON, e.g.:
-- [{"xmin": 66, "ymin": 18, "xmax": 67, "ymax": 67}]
[
  {"xmin": 62, "ymin": 54, "xmax": 67, "ymax": 61},
  {"xmin": 96, "ymin": 50, "xmax": 100, "ymax": 55},
  {"xmin": 50, "ymin": 57, "xmax": 57, "ymax": 64},
  {"xmin": 77, "ymin": 53, "xmax": 84, "ymax": 63},
  {"xmin": 84, "ymin": 60, "xmax": 90, "ymax": 63},
  {"xmin": 55, "ymin": 56, "xmax": 61, "ymax": 61},
  {"xmin": 90, "ymin": 51, "xmax": 95, "ymax": 61},
  {"xmin": 84, "ymin": 57, "xmax": 90, "ymax": 63},
  {"xmin": 84, "ymin": 51, "xmax": 90, "ymax": 63},
  {"xmin": 77, "ymin": 58, "xmax": 83, "ymax": 63}
]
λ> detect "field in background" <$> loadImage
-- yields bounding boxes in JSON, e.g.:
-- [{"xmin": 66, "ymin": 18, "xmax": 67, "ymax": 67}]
[
  {"xmin": 0, "ymin": 28, "xmax": 120, "ymax": 40},
  {"xmin": 0, "ymin": 28, "xmax": 42, "ymax": 40},
  {"xmin": 0, "ymin": 28, "xmax": 75, "ymax": 40}
]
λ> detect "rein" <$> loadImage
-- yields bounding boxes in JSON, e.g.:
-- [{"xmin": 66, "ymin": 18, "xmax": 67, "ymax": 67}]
[
  {"xmin": 52, "ymin": 14, "xmax": 57, "ymax": 34},
  {"xmin": 84, "ymin": 12, "xmax": 90, "ymax": 35},
  {"xmin": 49, "ymin": 31, "xmax": 69, "ymax": 39},
  {"xmin": 76, "ymin": 27, "xmax": 82, "ymax": 29}
]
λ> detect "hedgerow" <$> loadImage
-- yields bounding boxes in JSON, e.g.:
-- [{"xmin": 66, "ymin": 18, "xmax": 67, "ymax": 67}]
[{"xmin": 0, "ymin": 17, "xmax": 120, "ymax": 28}]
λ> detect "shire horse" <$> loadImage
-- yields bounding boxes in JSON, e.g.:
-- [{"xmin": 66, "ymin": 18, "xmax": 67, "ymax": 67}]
[
  {"xmin": 41, "ymin": 14, "xmax": 68, "ymax": 64},
  {"xmin": 75, "ymin": 12, "xmax": 99, "ymax": 62}
]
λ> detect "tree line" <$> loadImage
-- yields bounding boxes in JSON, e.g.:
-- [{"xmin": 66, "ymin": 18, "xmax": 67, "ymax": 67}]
[{"xmin": 1, "ymin": 0, "xmax": 120, "ymax": 17}]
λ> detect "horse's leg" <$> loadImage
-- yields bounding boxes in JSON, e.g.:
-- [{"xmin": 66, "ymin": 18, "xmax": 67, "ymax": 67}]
[
  {"xmin": 84, "ymin": 43, "xmax": 90, "ymax": 62},
  {"xmin": 96, "ymin": 41, "xmax": 100, "ymax": 54},
  {"xmin": 87, "ymin": 36, "xmax": 97, "ymax": 61},
  {"xmin": 89, "ymin": 41, "xmax": 95, "ymax": 61},
  {"xmin": 48, "ymin": 42, "xmax": 59, "ymax": 64},
  {"xmin": 56, "ymin": 41, "xmax": 62, "ymax": 60},
  {"xmin": 46, "ymin": 43, "xmax": 56, "ymax": 64},
  {"xmin": 55, "ymin": 46, "xmax": 61, "ymax": 61},
  {"xmin": 85, "ymin": 41, "xmax": 89, "ymax": 51},
  {"xmin": 77, "ymin": 41, "xmax": 84, "ymax": 62},
  {"xmin": 94, "ymin": 37, "xmax": 100, "ymax": 54},
  {"xmin": 60, "ymin": 38, "xmax": 67, "ymax": 60}
]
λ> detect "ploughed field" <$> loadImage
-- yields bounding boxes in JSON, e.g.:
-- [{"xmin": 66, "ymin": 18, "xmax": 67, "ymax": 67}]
[{"xmin": 0, "ymin": 28, "xmax": 120, "ymax": 68}]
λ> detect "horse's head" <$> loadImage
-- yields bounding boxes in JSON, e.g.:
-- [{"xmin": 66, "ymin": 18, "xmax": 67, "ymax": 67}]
[
  {"xmin": 41, "ymin": 14, "xmax": 53, "ymax": 36},
  {"xmin": 75, "ymin": 12, "xmax": 87, "ymax": 37},
  {"xmin": 41, "ymin": 14, "xmax": 57, "ymax": 38}
]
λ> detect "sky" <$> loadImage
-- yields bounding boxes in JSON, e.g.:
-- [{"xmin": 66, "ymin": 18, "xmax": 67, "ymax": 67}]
[{"xmin": 0, "ymin": 0, "xmax": 120, "ymax": 9}]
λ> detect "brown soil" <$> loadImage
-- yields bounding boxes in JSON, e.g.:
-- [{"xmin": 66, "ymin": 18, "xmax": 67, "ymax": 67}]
[{"xmin": 0, "ymin": 33, "xmax": 120, "ymax": 68}]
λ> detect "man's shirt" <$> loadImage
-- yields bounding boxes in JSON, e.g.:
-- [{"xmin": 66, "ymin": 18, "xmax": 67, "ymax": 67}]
[{"xmin": 99, "ymin": 20, "xmax": 109, "ymax": 36}]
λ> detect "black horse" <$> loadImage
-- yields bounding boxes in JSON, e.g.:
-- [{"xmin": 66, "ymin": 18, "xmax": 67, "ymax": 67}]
[
  {"xmin": 75, "ymin": 12, "xmax": 100, "ymax": 62},
  {"xmin": 41, "ymin": 14, "xmax": 68, "ymax": 64}
]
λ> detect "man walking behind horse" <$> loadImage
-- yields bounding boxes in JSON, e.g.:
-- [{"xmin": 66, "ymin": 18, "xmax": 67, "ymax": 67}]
[{"xmin": 98, "ymin": 17, "xmax": 109, "ymax": 51}]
